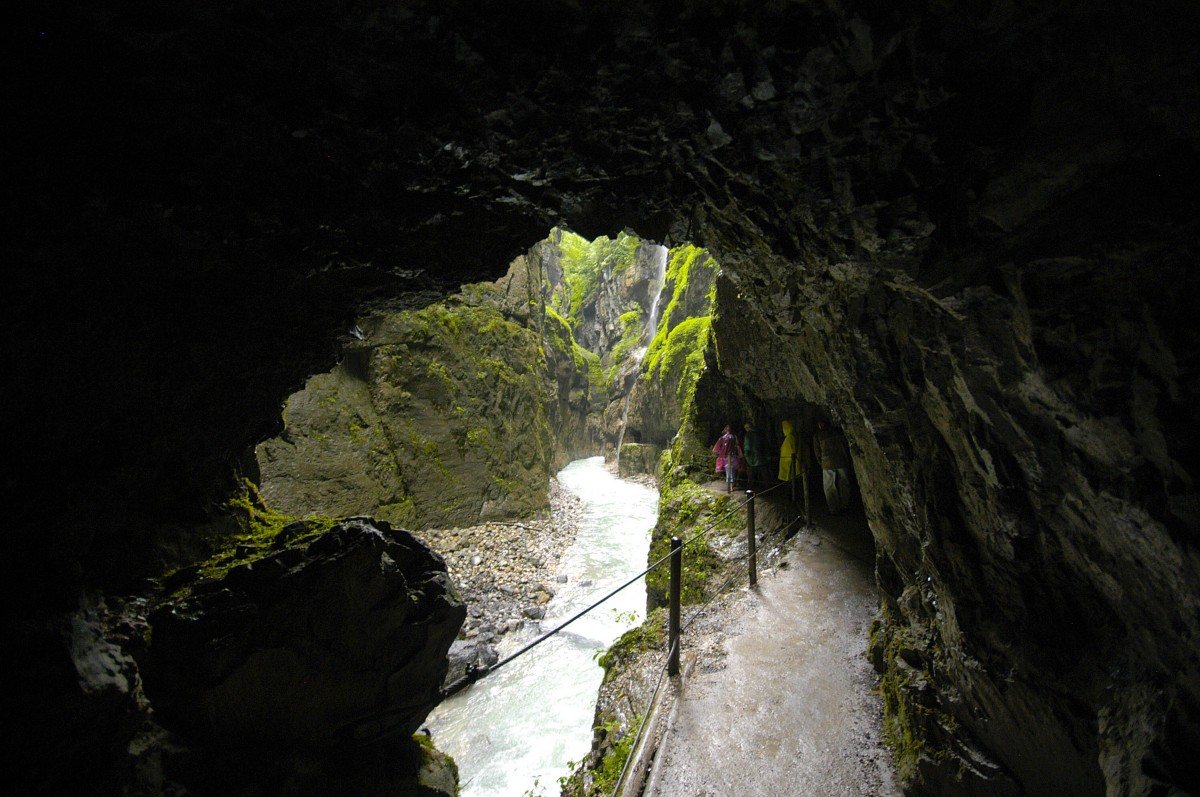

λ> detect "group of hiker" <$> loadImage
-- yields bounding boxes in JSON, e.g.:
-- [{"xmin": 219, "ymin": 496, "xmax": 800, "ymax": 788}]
[{"xmin": 711, "ymin": 418, "xmax": 853, "ymax": 514}]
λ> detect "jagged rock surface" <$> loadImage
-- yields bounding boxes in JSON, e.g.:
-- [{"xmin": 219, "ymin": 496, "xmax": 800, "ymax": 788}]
[
  {"xmin": 256, "ymin": 231, "xmax": 677, "ymax": 528},
  {"xmin": 134, "ymin": 518, "xmax": 463, "ymax": 794}
]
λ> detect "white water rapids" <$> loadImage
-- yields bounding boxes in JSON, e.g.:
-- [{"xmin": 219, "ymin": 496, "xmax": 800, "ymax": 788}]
[{"xmin": 424, "ymin": 457, "xmax": 659, "ymax": 797}]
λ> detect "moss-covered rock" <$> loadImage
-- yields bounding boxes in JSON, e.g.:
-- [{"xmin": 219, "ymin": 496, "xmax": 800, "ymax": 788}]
[
  {"xmin": 255, "ymin": 229, "xmax": 689, "ymax": 530},
  {"xmin": 644, "ymin": 474, "xmax": 746, "ymax": 610},
  {"xmin": 624, "ymin": 245, "xmax": 720, "ymax": 449},
  {"xmin": 256, "ymin": 294, "xmax": 559, "ymax": 529},
  {"xmin": 617, "ymin": 443, "xmax": 660, "ymax": 478}
]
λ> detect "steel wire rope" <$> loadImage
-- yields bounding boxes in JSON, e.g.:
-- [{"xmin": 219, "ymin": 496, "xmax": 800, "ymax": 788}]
[
  {"xmin": 607, "ymin": 488, "xmax": 800, "ymax": 795},
  {"xmin": 681, "ymin": 511, "xmax": 807, "ymax": 634}
]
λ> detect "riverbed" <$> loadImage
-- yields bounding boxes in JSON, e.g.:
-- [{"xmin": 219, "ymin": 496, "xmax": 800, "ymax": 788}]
[{"xmin": 424, "ymin": 456, "xmax": 659, "ymax": 797}]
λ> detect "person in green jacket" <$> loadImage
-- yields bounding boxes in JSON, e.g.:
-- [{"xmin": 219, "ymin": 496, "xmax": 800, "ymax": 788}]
[{"xmin": 743, "ymin": 422, "xmax": 762, "ymax": 487}]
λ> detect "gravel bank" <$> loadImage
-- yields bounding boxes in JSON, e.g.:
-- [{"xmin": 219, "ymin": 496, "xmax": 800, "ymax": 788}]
[{"xmin": 411, "ymin": 477, "xmax": 587, "ymax": 676}]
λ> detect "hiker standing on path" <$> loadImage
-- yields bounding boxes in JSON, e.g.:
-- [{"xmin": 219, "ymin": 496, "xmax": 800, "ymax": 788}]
[
  {"xmin": 777, "ymin": 419, "xmax": 808, "ymax": 485},
  {"xmin": 742, "ymin": 422, "xmax": 762, "ymax": 488},
  {"xmin": 712, "ymin": 425, "xmax": 743, "ymax": 493},
  {"xmin": 812, "ymin": 420, "xmax": 852, "ymax": 513}
]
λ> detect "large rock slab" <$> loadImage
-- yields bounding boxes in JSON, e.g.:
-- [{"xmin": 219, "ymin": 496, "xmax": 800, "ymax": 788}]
[{"xmin": 140, "ymin": 518, "xmax": 465, "ymax": 748}]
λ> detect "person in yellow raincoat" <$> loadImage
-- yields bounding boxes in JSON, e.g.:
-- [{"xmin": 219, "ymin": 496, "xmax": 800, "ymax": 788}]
[{"xmin": 778, "ymin": 420, "xmax": 809, "ymax": 482}]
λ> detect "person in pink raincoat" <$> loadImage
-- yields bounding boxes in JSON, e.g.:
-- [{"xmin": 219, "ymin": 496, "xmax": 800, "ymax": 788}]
[{"xmin": 712, "ymin": 424, "xmax": 743, "ymax": 493}]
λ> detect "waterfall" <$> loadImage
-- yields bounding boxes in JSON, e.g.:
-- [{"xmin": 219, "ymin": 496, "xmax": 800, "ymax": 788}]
[
  {"xmin": 618, "ymin": 244, "xmax": 669, "ymax": 468},
  {"xmin": 645, "ymin": 243, "xmax": 669, "ymax": 345}
]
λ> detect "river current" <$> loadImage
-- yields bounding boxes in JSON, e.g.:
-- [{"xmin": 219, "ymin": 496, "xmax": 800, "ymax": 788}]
[{"xmin": 424, "ymin": 456, "xmax": 659, "ymax": 796}]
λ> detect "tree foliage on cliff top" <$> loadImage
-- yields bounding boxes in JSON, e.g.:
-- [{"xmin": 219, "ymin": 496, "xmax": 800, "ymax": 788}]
[{"xmin": 554, "ymin": 228, "xmax": 641, "ymax": 330}]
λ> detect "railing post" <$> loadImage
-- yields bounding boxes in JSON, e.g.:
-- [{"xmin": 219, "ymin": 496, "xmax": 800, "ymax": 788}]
[
  {"xmin": 790, "ymin": 453, "xmax": 797, "ymax": 503},
  {"xmin": 746, "ymin": 490, "xmax": 757, "ymax": 587},
  {"xmin": 802, "ymin": 467, "xmax": 811, "ymax": 527},
  {"xmin": 668, "ymin": 536, "xmax": 682, "ymax": 676}
]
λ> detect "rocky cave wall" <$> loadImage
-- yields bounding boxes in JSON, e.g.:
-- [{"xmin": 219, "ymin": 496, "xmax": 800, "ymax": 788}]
[{"xmin": 8, "ymin": 1, "xmax": 1200, "ymax": 795}]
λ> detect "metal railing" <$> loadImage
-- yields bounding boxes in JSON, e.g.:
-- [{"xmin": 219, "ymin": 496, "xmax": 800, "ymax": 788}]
[
  {"xmin": 434, "ymin": 474, "xmax": 810, "ymax": 795},
  {"xmin": 611, "ymin": 480, "xmax": 812, "ymax": 795}
]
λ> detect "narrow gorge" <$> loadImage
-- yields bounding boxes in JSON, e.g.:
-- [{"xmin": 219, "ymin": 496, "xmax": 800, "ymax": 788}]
[{"xmin": 8, "ymin": 2, "xmax": 1199, "ymax": 796}]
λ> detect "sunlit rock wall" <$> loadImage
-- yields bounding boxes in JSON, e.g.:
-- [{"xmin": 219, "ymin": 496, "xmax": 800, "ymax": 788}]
[
  {"xmin": 255, "ymin": 231, "xmax": 676, "ymax": 529},
  {"xmin": 256, "ymin": 257, "xmax": 569, "ymax": 528}
]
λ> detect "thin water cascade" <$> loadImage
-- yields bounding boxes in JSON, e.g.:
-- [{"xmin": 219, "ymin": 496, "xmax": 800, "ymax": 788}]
[
  {"xmin": 618, "ymin": 244, "xmax": 669, "ymax": 468},
  {"xmin": 425, "ymin": 457, "xmax": 658, "ymax": 797},
  {"xmin": 645, "ymin": 243, "xmax": 669, "ymax": 342},
  {"xmin": 629, "ymin": 243, "xmax": 669, "ymax": 365}
]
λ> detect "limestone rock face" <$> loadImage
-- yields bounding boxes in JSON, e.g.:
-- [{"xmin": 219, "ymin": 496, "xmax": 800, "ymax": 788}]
[
  {"xmin": 256, "ymin": 231, "xmax": 675, "ymax": 527},
  {"xmin": 256, "ymin": 277, "xmax": 565, "ymax": 529},
  {"xmin": 712, "ymin": 179, "xmax": 1199, "ymax": 797},
  {"xmin": 618, "ymin": 443, "xmax": 661, "ymax": 478},
  {"xmin": 140, "ymin": 519, "xmax": 464, "ymax": 748},
  {"xmin": 627, "ymin": 245, "xmax": 720, "ymax": 451}
]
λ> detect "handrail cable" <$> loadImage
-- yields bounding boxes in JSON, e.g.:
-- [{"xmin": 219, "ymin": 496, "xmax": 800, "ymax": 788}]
[
  {"xmin": 608, "ymin": 492, "xmax": 805, "ymax": 794},
  {"xmin": 682, "ymin": 511, "xmax": 806, "ymax": 634}
]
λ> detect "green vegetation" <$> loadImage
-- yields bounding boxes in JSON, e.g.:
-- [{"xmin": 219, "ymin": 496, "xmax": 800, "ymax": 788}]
[
  {"xmin": 645, "ymin": 524, "xmax": 716, "ymax": 608},
  {"xmin": 414, "ymin": 730, "xmax": 461, "ymax": 795},
  {"xmin": 597, "ymin": 608, "xmax": 667, "ymax": 680},
  {"xmin": 163, "ymin": 479, "xmax": 337, "ymax": 598},
  {"xmin": 872, "ymin": 600, "xmax": 958, "ymax": 787},
  {"xmin": 644, "ymin": 315, "xmax": 710, "ymax": 408},
  {"xmin": 607, "ymin": 308, "xmax": 645, "ymax": 370},
  {"xmin": 590, "ymin": 714, "xmax": 644, "ymax": 794},
  {"xmin": 368, "ymin": 296, "xmax": 557, "ymax": 525},
  {"xmin": 255, "ymin": 226, "xmax": 721, "ymax": 543},
  {"xmin": 558, "ymin": 713, "xmax": 645, "ymax": 797},
  {"xmin": 643, "ymin": 244, "xmax": 713, "ymax": 364},
  {"xmin": 643, "ymin": 478, "xmax": 743, "ymax": 608},
  {"xmin": 554, "ymin": 229, "xmax": 642, "ymax": 330},
  {"xmin": 578, "ymin": 345, "xmax": 606, "ymax": 410}
]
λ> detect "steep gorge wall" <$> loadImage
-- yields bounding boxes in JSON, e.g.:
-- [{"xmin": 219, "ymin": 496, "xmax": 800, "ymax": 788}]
[
  {"xmin": 256, "ymin": 231, "xmax": 684, "ymax": 530},
  {"xmin": 705, "ymin": 68, "xmax": 1199, "ymax": 797}
]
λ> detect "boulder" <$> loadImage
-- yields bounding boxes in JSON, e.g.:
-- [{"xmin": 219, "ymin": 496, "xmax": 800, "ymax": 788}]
[
  {"xmin": 443, "ymin": 639, "xmax": 500, "ymax": 689},
  {"xmin": 140, "ymin": 519, "xmax": 465, "ymax": 748},
  {"xmin": 618, "ymin": 443, "xmax": 661, "ymax": 478}
]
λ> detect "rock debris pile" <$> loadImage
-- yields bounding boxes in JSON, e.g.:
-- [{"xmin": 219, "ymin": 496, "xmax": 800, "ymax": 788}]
[{"xmin": 412, "ymin": 477, "xmax": 586, "ymax": 686}]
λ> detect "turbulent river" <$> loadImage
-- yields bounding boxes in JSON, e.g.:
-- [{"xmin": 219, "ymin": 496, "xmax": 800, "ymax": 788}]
[{"xmin": 424, "ymin": 457, "xmax": 659, "ymax": 797}]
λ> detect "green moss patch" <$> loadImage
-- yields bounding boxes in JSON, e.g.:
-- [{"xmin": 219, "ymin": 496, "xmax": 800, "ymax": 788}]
[
  {"xmin": 597, "ymin": 608, "xmax": 667, "ymax": 680},
  {"xmin": 164, "ymin": 478, "xmax": 337, "ymax": 598}
]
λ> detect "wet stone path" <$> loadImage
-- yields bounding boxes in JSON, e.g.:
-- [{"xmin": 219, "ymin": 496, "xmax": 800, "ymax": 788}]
[{"xmin": 645, "ymin": 511, "xmax": 900, "ymax": 797}]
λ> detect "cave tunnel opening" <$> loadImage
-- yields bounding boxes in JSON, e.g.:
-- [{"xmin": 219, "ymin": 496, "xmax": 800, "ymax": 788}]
[{"xmin": 689, "ymin": 377, "xmax": 877, "ymax": 567}]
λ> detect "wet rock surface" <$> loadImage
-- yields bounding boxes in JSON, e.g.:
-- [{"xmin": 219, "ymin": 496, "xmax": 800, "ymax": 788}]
[
  {"xmin": 140, "ymin": 519, "xmax": 464, "ymax": 747},
  {"xmin": 647, "ymin": 523, "xmax": 898, "ymax": 797},
  {"xmin": 53, "ymin": 519, "xmax": 467, "ymax": 797}
]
